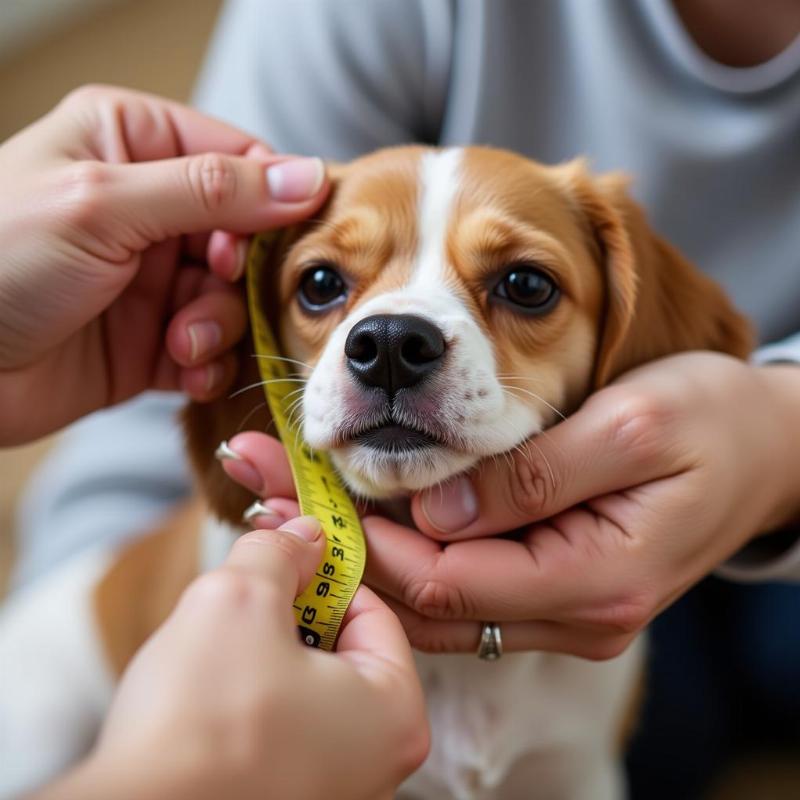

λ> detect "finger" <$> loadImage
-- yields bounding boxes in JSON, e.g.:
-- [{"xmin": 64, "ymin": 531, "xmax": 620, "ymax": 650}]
[
  {"xmin": 379, "ymin": 594, "xmax": 634, "ymax": 660},
  {"xmin": 177, "ymin": 352, "xmax": 238, "ymax": 401},
  {"xmin": 108, "ymin": 153, "xmax": 328, "ymax": 241},
  {"xmin": 218, "ymin": 519, "xmax": 325, "ymax": 639},
  {"xmin": 167, "ymin": 288, "xmax": 247, "ymax": 368},
  {"xmin": 363, "ymin": 510, "xmax": 633, "ymax": 623},
  {"xmin": 242, "ymin": 498, "xmax": 301, "ymax": 531},
  {"xmin": 216, "ymin": 432, "xmax": 297, "ymax": 499},
  {"xmin": 208, "ymin": 230, "xmax": 249, "ymax": 282},
  {"xmin": 336, "ymin": 586, "xmax": 417, "ymax": 676},
  {"xmin": 411, "ymin": 391, "xmax": 678, "ymax": 539},
  {"xmin": 61, "ymin": 86, "xmax": 270, "ymax": 163}
]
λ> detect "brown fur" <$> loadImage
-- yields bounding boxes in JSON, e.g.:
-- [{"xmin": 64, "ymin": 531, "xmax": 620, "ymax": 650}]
[
  {"xmin": 93, "ymin": 501, "xmax": 204, "ymax": 676},
  {"xmin": 182, "ymin": 146, "xmax": 752, "ymax": 525}
]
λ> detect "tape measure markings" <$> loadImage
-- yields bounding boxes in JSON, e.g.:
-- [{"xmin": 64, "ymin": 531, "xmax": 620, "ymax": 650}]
[{"xmin": 246, "ymin": 232, "xmax": 367, "ymax": 651}]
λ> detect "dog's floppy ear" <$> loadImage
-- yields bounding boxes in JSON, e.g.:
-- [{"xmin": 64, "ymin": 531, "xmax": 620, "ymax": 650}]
[
  {"xmin": 566, "ymin": 164, "xmax": 753, "ymax": 387},
  {"xmin": 182, "ymin": 233, "xmax": 290, "ymax": 527}
]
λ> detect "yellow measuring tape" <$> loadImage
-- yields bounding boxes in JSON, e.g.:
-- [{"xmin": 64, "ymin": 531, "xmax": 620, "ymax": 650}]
[{"xmin": 246, "ymin": 233, "xmax": 366, "ymax": 651}]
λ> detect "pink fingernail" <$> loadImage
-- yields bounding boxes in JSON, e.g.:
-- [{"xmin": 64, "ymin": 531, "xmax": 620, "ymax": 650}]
[
  {"xmin": 266, "ymin": 157, "xmax": 325, "ymax": 202},
  {"xmin": 187, "ymin": 321, "xmax": 222, "ymax": 362},
  {"xmin": 420, "ymin": 475, "xmax": 478, "ymax": 534},
  {"xmin": 204, "ymin": 362, "xmax": 225, "ymax": 393}
]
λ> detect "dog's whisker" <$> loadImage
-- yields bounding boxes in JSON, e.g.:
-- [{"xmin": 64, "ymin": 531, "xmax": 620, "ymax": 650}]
[
  {"xmin": 228, "ymin": 377, "xmax": 307, "ymax": 400},
  {"xmin": 499, "ymin": 384, "xmax": 567, "ymax": 422},
  {"xmin": 235, "ymin": 400, "xmax": 270, "ymax": 434}
]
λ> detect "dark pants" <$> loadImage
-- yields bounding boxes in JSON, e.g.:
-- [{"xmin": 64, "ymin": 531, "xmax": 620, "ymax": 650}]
[{"xmin": 626, "ymin": 577, "xmax": 800, "ymax": 799}]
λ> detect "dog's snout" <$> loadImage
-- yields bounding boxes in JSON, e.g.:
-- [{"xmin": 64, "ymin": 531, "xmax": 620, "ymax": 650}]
[{"xmin": 345, "ymin": 314, "xmax": 445, "ymax": 393}]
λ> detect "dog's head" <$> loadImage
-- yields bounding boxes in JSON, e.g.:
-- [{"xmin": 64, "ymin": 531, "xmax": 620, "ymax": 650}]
[{"xmin": 186, "ymin": 146, "xmax": 752, "ymax": 519}]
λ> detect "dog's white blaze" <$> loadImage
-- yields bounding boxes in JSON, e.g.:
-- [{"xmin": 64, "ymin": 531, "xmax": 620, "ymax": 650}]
[{"xmin": 411, "ymin": 148, "xmax": 464, "ymax": 289}]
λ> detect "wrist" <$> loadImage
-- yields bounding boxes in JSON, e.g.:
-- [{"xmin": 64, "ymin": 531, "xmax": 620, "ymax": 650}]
[{"xmin": 756, "ymin": 362, "xmax": 800, "ymax": 532}]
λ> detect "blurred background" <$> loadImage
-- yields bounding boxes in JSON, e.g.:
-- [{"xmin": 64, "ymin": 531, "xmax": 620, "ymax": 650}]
[
  {"xmin": 0, "ymin": 2, "xmax": 798, "ymax": 799},
  {"xmin": 0, "ymin": 0, "xmax": 222, "ymax": 592}
]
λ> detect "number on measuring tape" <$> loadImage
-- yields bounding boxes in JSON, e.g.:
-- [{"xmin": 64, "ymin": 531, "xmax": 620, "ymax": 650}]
[{"xmin": 246, "ymin": 233, "xmax": 367, "ymax": 651}]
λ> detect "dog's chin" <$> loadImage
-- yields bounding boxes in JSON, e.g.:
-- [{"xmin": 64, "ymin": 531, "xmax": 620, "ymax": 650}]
[{"xmin": 330, "ymin": 444, "xmax": 479, "ymax": 499}]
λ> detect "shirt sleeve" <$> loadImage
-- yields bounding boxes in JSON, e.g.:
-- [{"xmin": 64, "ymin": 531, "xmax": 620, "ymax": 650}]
[
  {"xmin": 716, "ymin": 332, "xmax": 800, "ymax": 583},
  {"xmin": 10, "ymin": 0, "xmax": 455, "ymax": 592}
]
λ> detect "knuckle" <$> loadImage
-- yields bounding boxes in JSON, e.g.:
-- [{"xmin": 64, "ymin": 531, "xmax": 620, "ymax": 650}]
[
  {"xmin": 60, "ymin": 83, "xmax": 111, "ymax": 108},
  {"xmin": 607, "ymin": 391, "xmax": 675, "ymax": 465},
  {"xmin": 406, "ymin": 579, "xmax": 473, "ymax": 620},
  {"xmin": 187, "ymin": 152, "xmax": 238, "ymax": 213},
  {"xmin": 505, "ymin": 444, "xmax": 559, "ymax": 520},
  {"xmin": 593, "ymin": 594, "xmax": 653, "ymax": 637},
  {"xmin": 59, "ymin": 162, "xmax": 111, "ymax": 225}
]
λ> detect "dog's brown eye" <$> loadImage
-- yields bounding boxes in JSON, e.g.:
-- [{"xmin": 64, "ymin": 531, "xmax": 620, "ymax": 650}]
[
  {"xmin": 493, "ymin": 265, "xmax": 559, "ymax": 314},
  {"xmin": 298, "ymin": 264, "xmax": 347, "ymax": 311}
]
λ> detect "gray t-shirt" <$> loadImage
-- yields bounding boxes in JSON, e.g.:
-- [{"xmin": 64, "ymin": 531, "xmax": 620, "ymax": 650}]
[{"xmin": 12, "ymin": 0, "xmax": 800, "ymax": 588}]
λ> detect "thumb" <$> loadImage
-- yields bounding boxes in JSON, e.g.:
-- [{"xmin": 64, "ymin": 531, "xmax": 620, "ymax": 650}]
[
  {"xmin": 110, "ymin": 153, "xmax": 328, "ymax": 239},
  {"xmin": 411, "ymin": 393, "xmax": 669, "ymax": 539},
  {"xmin": 218, "ymin": 516, "xmax": 326, "ymax": 640}
]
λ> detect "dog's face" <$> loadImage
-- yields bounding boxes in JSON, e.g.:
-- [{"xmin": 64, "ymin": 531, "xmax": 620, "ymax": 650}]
[
  {"xmin": 185, "ymin": 146, "xmax": 752, "ymax": 517},
  {"xmin": 279, "ymin": 148, "xmax": 605, "ymax": 497}
]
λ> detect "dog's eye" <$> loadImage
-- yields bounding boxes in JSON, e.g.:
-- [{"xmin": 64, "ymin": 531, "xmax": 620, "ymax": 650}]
[
  {"xmin": 493, "ymin": 264, "xmax": 559, "ymax": 313},
  {"xmin": 298, "ymin": 264, "xmax": 347, "ymax": 311}
]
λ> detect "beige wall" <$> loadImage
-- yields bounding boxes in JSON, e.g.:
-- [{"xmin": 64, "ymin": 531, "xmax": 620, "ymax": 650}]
[
  {"xmin": 0, "ymin": 0, "xmax": 222, "ymax": 589},
  {"xmin": 0, "ymin": 0, "xmax": 222, "ymax": 141}
]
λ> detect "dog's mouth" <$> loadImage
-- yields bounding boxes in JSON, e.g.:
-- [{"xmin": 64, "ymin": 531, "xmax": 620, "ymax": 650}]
[{"xmin": 351, "ymin": 422, "xmax": 443, "ymax": 453}]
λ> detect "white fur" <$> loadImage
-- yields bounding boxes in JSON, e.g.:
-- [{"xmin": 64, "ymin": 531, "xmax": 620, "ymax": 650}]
[
  {"xmin": 0, "ymin": 548, "xmax": 116, "ymax": 798},
  {"xmin": 0, "ymin": 148, "xmax": 642, "ymax": 800},
  {"xmin": 404, "ymin": 643, "xmax": 644, "ymax": 800},
  {"xmin": 302, "ymin": 149, "xmax": 545, "ymax": 497}
]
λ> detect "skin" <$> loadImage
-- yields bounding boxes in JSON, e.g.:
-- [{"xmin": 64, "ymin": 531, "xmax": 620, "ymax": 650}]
[
  {"xmin": 224, "ymin": 354, "xmax": 800, "ymax": 658},
  {"xmin": 1, "ymin": 86, "xmax": 427, "ymax": 798},
  {"xmin": 216, "ymin": 1, "xmax": 800, "ymax": 659},
  {"xmin": 34, "ymin": 520, "xmax": 428, "ymax": 800},
  {"xmin": 0, "ymin": 84, "xmax": 329, "ymax": 445}
]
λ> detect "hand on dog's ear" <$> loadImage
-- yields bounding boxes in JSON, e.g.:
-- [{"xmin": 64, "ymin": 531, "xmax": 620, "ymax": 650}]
[{"xmin": 565, "ymin": 163, "xmax": 753, "ymax": 387}]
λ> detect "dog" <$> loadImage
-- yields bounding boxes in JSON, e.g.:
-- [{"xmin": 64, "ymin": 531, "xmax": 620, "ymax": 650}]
[{"xmin": 0, "ymin": 145, "xmax": 751, "ymax": 799}]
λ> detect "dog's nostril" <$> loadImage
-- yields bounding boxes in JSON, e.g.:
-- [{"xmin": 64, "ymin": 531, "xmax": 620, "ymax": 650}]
[
  {"xmin": 345, "ymin": 314, "xmax": 445, "ymax": 394},
  {"xmin": 345, "ymin": 331, "xmax": 378, "ymax": 364},
  {"xmin": 401, "ymin": 331, "xmax": 444, "ymax": 365}
]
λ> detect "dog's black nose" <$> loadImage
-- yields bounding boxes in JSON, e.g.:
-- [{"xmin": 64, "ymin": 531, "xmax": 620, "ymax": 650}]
[{"xmin": 345, "ymin": 314, "xmax": 445, "ymax": 393}]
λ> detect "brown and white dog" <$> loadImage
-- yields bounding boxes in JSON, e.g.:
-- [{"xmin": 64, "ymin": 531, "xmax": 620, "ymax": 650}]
[{"xmin": 0, "ymin": 146, "xmax": 751, "ymax": 799}]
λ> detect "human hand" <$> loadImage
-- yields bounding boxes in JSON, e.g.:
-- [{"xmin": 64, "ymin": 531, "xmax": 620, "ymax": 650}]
[
  {"xmin": 220, "ymin": 354, "xmax": 800, "ymax": 659},
  {"xmin": 39, "ymin": 518, "xmax": 428, "ymax": 800},
  {"xmin": 0, "ymin": 85, "xmax": 329, "ymax": 445}
]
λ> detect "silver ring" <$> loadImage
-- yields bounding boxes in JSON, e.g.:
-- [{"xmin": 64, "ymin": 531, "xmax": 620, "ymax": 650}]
[{"xmin": 476, "ymin": 622, "xmax": 503, "ymax": 661}]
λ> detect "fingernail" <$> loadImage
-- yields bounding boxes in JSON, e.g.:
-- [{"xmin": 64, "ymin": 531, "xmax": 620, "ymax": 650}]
[
  {"xmin": 243, "ymin": 500, "xmax": 285, "ymax": 528},
  {"xmin": 187, "ymin": 321, "xmax": 222, "ymax": 362},
  {"xmin": 420, "ymin": 475, "xmax": 478, "ymax": 534},
  {"xmin": 278, "ymin": 515, "xmax": 322, "ymax": 542},
  {"xmin": 215, "ymin": 440, "xmax": 264, "ymax": 493},
  {"xmin": 266, "ymin": 157, "xmax": 325, "ymax": 202},
  {"xmin": 215, "ymin": 440, "xmax": 242, "ymax": 461},
  {"xmin": 204, "ymin": 361, "xmax": 225, "ymax": 393},
  {"xmin": 231, "ymin": 238, "xmax": 249, "ymax": 281}
]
